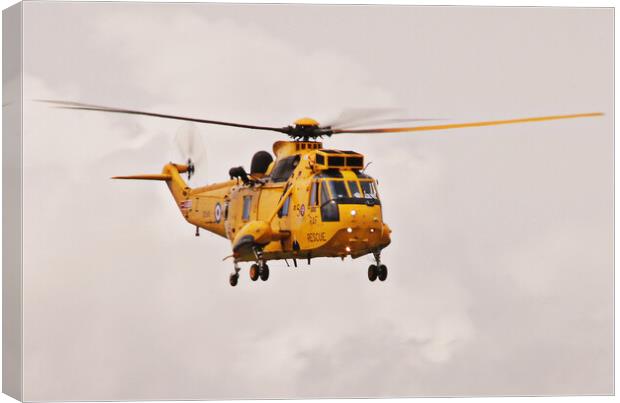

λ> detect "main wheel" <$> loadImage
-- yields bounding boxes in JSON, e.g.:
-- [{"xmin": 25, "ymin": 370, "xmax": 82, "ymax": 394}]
[
  {"xmin": 260, "ymin": 264, "xmax": 270, "ymax": 281},
  {"xmin": 378, "ymin": 264, "xmax": 388, "ymax": 281},
  {"xmin": 229, "ymin": 273, "xmax": 239, "ymax": 287},
  {"xmin": 368, "ymin": 264, "xmax": 378, "ymax": 282},
  {"xmin": 249, "ymin": 264, "xmax": 260, "ymax": 281}
]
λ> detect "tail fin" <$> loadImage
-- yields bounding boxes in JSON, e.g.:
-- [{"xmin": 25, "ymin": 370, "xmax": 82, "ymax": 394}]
[{"xmin": 112, "ymin": 163, "xmax": 191, "ymax": 206}]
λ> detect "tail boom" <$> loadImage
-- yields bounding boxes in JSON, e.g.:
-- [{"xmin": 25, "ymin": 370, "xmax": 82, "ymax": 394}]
[{"xmin": 112, "ymin": 162, "xmax": 190, "ymax": 206}]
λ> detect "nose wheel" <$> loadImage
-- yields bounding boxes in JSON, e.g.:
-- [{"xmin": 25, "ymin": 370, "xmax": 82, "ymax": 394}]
[
  {"xmin": 377, "ymin": 264, "xmax": 388, "ymax": 281},
  {"xmin": 249, "ymin": 263, "xmax": 260, "ymax": 281},
  {"xmin": 368, "ymin": 251, "xmax": 388, "ymax": 282},
  {"xmin": 249, "ymin": 262, "xmax": 270, "ymax": 282},
  {"xmin": 259, "ymin": 263, "xmax": 270, "ymax": 281},
  {"xmin": 368, "ymin": 264, "xmax": 378, "ymax": 281}
]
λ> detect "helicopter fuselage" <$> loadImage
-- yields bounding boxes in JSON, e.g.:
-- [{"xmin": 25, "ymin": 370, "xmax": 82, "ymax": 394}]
[{"xmin": 178, "ymin": 140, "xmax": 391, "ymax": 263}]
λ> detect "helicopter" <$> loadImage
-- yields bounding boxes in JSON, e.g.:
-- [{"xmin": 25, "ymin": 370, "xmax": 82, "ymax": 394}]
[{"xmin": 42, "ymin": 100, "xmax": 603, "ymax": 286}]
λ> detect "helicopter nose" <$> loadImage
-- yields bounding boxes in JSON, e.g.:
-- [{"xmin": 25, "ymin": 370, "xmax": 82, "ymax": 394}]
[{"xmin": 341, "ymin": 205, "xmax": 384, "ymax": 239}]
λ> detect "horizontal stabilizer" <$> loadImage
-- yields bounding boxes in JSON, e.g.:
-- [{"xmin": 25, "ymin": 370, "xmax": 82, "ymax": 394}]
[{"xmin": 112, "ymin": 174, "xmax": 172, "ymax": 181}]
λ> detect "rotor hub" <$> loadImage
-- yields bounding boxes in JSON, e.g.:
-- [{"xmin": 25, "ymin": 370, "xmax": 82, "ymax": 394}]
[{"xmin": 287, "ymin": 117, "xmax": 331, "ymax": 140}]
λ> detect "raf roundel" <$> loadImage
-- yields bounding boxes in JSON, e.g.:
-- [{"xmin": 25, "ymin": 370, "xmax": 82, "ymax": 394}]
[{"xmin": 214, "ymin": 202, "xmax": 222, "ymax": 223}]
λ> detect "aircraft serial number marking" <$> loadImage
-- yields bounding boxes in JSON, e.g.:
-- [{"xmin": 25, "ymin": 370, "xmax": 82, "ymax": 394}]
[{"xmin": 307, "ymin": 232, "xmax": 327, "ymax": 242}]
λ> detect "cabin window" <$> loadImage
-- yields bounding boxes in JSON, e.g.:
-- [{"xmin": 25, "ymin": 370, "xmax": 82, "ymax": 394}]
[
  {"xmin": 279, "ymin": 195, "xmax": 291, "ymax": 218},
  {"xmin": 347, "ymin": 181, "xmax": 362, "ymax": 198},
  {"xmin": 242, "ymin": 196, "xmax": 252, "ymax": 220},
  {"xmin": 309, "ymin": 182, "xmax": 318, "ymax": 206},
  {"xmin": 360, "ymin": 180, "xmax": 378, "ymax": 199},
  {"xmin": 316, "ymin": 154, "xmax": 325, "ymax": 165}
]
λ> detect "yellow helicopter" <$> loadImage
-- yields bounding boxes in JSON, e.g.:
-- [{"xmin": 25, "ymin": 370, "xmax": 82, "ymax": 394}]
[{"xmin": 43, "ymin": 101, "xmax": 603, "ymax": 286}]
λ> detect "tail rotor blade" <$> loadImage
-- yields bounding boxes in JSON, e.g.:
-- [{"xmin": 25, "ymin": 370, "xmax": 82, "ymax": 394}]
[{"xmin": 175, "ymin": 123, "xmax": 207, "ymax": 181}]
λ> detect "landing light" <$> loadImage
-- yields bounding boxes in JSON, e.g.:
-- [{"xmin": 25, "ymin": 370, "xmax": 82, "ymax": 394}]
[
  {"xmin": 350, "ymin": 210, "xmax": 357, "ymax": 216},
  {"xmin": 345, "ymin": 246, "xmax": 351, "ymax": 253},
  {"xmin": 370, "ymin": 228, "xmax": 375, "ymax": 233},
  {"xmin": 347, "ymin": 227, "xmax": 353, "ymax": 233}
]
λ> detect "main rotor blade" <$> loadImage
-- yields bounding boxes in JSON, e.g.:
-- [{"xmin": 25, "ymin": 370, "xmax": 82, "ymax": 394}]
[
  {"xmin": 38, "ymin": 100, "xmax": 289, "ymax": 134},
  {"xmin": 323, "ymin": 107, "xmax": 406, "ymax": 128},
  {"xmin": 331, "ymin": 112, "xmax": 604, "ymax": 134},
  {"xmin": 332, "ymin": 117, "xmax": 442, "ymax": 130}
]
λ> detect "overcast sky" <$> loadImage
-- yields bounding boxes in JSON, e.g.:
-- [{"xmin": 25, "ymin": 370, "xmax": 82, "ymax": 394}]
[{"xmin": 21, "ymin": 3, "xmax": 612, "ymax": 400}]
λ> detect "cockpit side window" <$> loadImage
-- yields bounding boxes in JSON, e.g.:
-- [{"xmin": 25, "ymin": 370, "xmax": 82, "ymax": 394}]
[
  {"xmin": 319, "ymin": 181, "xmax": 339, "ymax": 222},
  {"xmin": 309, "ymin": 181, "xmax": 318, "ymax": 206}
]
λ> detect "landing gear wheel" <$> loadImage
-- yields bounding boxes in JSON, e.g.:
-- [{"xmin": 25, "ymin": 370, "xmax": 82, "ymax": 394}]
[
  {"xmin": 249, "ymin": 264, "xmax": 260, "ymax": 281},
  {"xmin": 368, "ymin": 264, "xmax": 378, "ymax": 282},
  {"xmin": 229, "ymin": 273, "xmax": 239, "ymax": 287},
  {"xmin": 378, "ymin": 264, "xmax": 388, "ymax": 281},
  {"xmin": 260, "ymin": 264, "xmax": 270, "ymax": 281}
]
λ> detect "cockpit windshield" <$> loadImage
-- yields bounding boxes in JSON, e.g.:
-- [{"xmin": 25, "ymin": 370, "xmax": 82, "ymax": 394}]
[
  {"xmin": 327, "ymin": 180, "xmax": 348, "ymax": 200},
  {"xmin": 347, "ymin": 180, "xmax": 362, "ymax": 198},
  {"xmin": 318, "ymin": 178, "xmax": 380, "ymax": 205},
  {"xmin": 359, "ymin": 180, "xmax": 378, "ymax": 199}
]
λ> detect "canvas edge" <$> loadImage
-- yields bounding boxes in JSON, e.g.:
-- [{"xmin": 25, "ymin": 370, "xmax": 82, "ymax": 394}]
[{"xmin": 2, "ymin": 1, "xmax": 23, "ymax": 401}]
